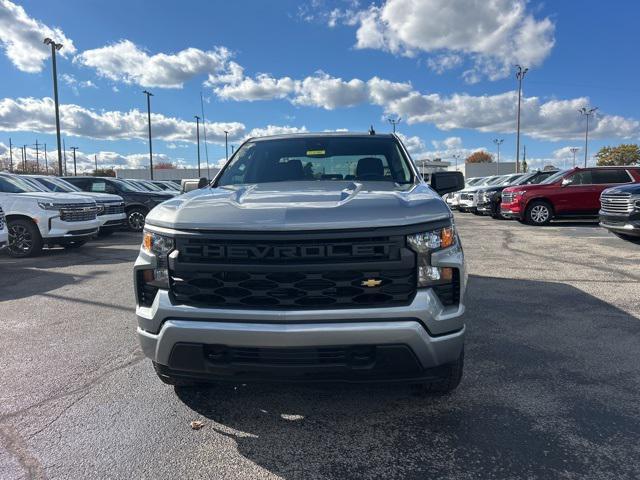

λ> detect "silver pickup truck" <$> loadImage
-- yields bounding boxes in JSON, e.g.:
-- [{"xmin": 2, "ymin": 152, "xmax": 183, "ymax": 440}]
[{"xmin": 134, "ymin": 132, "xmax": 467, "ymax": 393}]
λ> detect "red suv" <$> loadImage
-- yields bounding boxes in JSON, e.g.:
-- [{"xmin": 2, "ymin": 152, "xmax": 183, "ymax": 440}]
[{"xmin": 501, "ymin": 166, "xmax": 640, "ymax": 225}]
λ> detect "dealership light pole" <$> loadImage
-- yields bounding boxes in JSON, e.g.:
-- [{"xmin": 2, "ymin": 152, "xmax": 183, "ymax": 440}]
[
  {"xmin": 515, "ymin": 65, "xmax": 528, "ymax": 173},
  {"xmin": 63, "ymin": 138, "xmax": 67, "ymax": 175},
  {"xmin": 142, "ymin": 90, "xmax": 154, "ymax": 179},
  {"xmin": 452, "ymin": 153, "xmax": 460, "ymax": 171},
  {"xmin": 224, "ymin": 130, "xmax": 229, "ymax": 161},
  {"xmin": 70, "ymin": 146, "xmax": 78, "ymax": 175},
  {"xmin": 22, "ymin": 145, "xmax": 27, "ymax": 172},
  {"xmin": 387, "ymin": 115, "xmax": 401, "ymax": 133},
  {"xmin": 44, "ymin": 143, "xmax": 48, "ymax": 173},
  {"xmin": 579, "ymin": 106, "xmax": 597, "ymax": 167},
  {"xmin": 8, "ymin": 138, "xmax": 13, "ymax": 172},
  {"xmin": 44, "ymin": 38, "xmax": 64, "ymax": 176},
  {"xmin": 194, "ymin": 115, "xmax": 201, "ymax": 177},
  {"xmin": 33, "ymin": 140, "xmax": 40, "ymax": 173},
  {"xmin": 570, "ymin": 147, "xmax": 579, "ymax": 167},
  {"xmin": 493, "ymin": 138, "xmax": 504, "ymax": 174}
]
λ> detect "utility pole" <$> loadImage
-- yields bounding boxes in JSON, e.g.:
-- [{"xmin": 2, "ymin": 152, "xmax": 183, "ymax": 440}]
[
  {"xmin": 44, "ymin": 144, "xmax": 48, "ymax": 173},
  {"xmin": 224, "ymin": 130, "xmax": 229, "ymax": 161},
  {"xmin": 570, "ymin": 147, "xmax": 579, "ymax": 168},
  {"xmin": 523, "ymin": 145, "xmax": 527, "ymax": 172},
  {"xmin": 493, "ymin": 138, "xmax": 504, "ymax": 174},
  {"xmin": 8, "ymin": 138, "xmax": 13, "ymax": 172},
  {"xmin": 515, "ymin": 65, "xmax": 528, "ymax": 173},
  {"xmin": 452, "ymin": 153, "xmax": 460, "ymax": 171},
  {"xmin": 63, "ymin": 138, "xmax": 67, "ymax": 175},
  {"xmin": 44, "ymin": 38, "xmax": 64, "ymax": 176},
  {"xmin": 194, "ymin": 115, "xmax": 201, "ymax": 177},
  {"xmin": 387, "ymin": 115, "xmax": 401, "ymax": 133},
  {"xmin": 231, "ymin": 145, "xmax": 236, "ymax": 155},
  {"xmin": 22, "ymin": 145, "xmax": 27, "ymax": 172},
  {"xmin": 70, "ymin": 146, "xmax": 78, "ymax": 175},
  {"xmin": 200, "ymin": 92, "xmax": 211, "ymax": 178},
  {"xmin": 579, "ymin": 107, "xmax": 597, "ymax": 167},
  {"xmin": 94, "ymin": 154, "xmax": 98, "ymax": 172},
  {"xmin": 33, "ymin": 140, "xmax": 40, "ymax": 173},
  {"xmin": 142, "ymin": 90, "xmax": 154, "ymax": 179}
]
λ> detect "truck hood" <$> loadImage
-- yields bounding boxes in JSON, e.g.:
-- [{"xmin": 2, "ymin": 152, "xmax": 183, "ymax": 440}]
[
  {"xmin": 603, "ymin": 184, "xmax": 640, "ymax": 195},
  {"xmin": 15, "ymin": 192, "xmax": 96, "ymax": 203},
  {"xmin": 146, "ymin": 181, "xmax": 452, "ymax": 231}
]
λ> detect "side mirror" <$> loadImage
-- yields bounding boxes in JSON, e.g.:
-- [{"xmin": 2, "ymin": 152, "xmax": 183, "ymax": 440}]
[
  {"xmin": 561, "ymin": 178, "xmax": 572, "ymax": 186},
  {"xmin": 181, "ymin": 177, "xmax": 208, "ymax": 193},
  {"xmin": 430, "ymin": 171, "xmax": 465, "ymax": 196}
]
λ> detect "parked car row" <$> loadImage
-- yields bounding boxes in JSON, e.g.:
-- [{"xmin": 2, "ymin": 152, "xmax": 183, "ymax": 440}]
[
  {"xmin": 448, "ymin": 166, "xmax": 640, "ymax": 242},
  {"xmin": 0, "ymin": 173, "xmax": 177, "ymax": 257}
]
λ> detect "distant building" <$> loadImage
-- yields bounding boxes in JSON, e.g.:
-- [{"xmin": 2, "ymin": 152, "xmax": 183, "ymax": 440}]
[
  {"xmin": 116, "ymin": 167, "xmax": 219, "ymax": 181},
  {"xmin": 449, "ymin": 162, "xmax": 517, "ymax": 179},
  {"xmin": 414, "ymin": 159, "xmax": 451, "ymax": 177}
]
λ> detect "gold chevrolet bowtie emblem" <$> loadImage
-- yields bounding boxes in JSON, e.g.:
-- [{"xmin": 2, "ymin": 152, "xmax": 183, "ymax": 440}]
[{"xmin": 361, "ymin": 278, "xmax": 382, "ymax": 288}]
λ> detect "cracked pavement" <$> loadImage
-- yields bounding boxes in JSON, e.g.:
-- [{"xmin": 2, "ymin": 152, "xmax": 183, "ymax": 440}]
[{"xmin": 1, "ymin": 216, "xmax": 639, "ymax": 479}]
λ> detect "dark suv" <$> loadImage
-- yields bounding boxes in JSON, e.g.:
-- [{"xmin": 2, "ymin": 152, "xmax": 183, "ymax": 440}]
[
  {"xmin": 63, "ymin": 177, "xmax": 174, "ymax": 231},
  {"xmin": 599, "ymin": 183, "xmax": 640, "ymax": 241},
  {"xmin": 476, "ymin": 170, "xmax": 558, "ymax": 218}
]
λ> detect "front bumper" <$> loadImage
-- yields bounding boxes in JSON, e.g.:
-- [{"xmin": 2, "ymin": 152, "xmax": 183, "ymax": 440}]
[
  {"xmin": 599, "ymin": 212, "xmax": 640, "ymax": 236},
  {"xmin": 98, "ymin": 213, "xmax": 126, "ymax": 230},
  {"xmin": 135, "ymin": 241, "xmax": 467, "ymax": 382},
  {"xmin": 38, "ymin": 214, "xmax": 102, "ymax": 239},
  {"xmin": 500, "ymin": 203, "xmax": 522, "ymax": 220}
]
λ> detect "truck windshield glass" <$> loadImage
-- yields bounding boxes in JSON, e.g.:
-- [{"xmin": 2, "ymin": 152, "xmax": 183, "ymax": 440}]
[
  {"xmin": 34, "ymin": 177, "xmax": 80, "ymax": 193},
  {"xmin": 0, "ymin": 175, "xmax": 42, "ymax": 193},
  {"xmin": 217, "ymin": 137, "xmax": 414, "ymax": 186}
]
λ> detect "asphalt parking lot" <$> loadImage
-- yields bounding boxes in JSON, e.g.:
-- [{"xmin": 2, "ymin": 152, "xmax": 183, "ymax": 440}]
[{"xmin": 1, "ymin": 214, "xmax": 639, "ymax": 480}]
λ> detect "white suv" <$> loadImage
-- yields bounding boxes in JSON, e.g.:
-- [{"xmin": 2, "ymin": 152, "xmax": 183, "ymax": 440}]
[
  {"xmin": 0, "ymin": 174, "xmax": 101, "ymax": 257},
  {"xmin": 23, "ymin": 175, "xmax": 126, "ymax": 237},
  {"xmin": 0, "ymin": 206, "xmax": 7, "ymax": 249}
]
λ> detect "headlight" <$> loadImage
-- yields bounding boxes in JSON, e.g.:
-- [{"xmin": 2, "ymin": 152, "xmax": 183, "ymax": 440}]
[
  {"xmin": 141, "ymin": 230, "xmax": 175, "ymax": 287},
  {"xmin": 37, "ymin": 201, "xmax": 62, "ymax": 210},
  {"xmin": 407, "ymin": 225, "xmax": 456, "ymax": 288}
]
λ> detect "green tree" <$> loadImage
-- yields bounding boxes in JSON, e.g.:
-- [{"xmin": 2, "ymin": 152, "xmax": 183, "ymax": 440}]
[
  {"xmin": 466, "ymin": 151, "xmax": 494, "ymax": 163},
  {"xmin": 595, "ymin": 144, "xmax": 640, "ymax": 166}
]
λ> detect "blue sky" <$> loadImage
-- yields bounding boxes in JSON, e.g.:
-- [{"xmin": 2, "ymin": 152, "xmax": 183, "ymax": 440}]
[{"xmin": 1, "ymin": 0, "xmax": 639, "ymax": 172}]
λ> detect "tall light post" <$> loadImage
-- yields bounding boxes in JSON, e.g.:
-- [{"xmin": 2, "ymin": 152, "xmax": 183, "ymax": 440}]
[
  {"xmin": 515, "ymin": 65, "xmax": 528, "ymax": 173},
  {"xmin": 231, "ymin": 145, "xmax": 236, "ymax": 155},
  {"xmin": 70, "ymin": 146, "xmax": 78, "ymax": 175},
  {"xmin": 570, "ymin": 147, "xmax": 579, "ymax": 168},
  {"xmin": 493, "ymin": 138, "xmax": 504, "ymax": 174},
  {"xmin": 33, "ymin": 140, "xmax": 40, "ymax": 173},
  {"xmin": 224, "ymin": 130, "xmax": 229, "ymax": 161},
  {"xmin": 387, "ymin": 115, "xmax": 401, "ymax": 133},
  {"xmin": 579, "ymin": 107, "xmax": 597, "ymax": 167},
  {"xmin": 194, "ymin": 115, "xmax": 201, "ymax": 177},
  {"xmin": 452, "ymin": 153, "xmax": 460, "ymax": 171},
  {"xmin": 44, "ymin": 38, "xmax": 64, "ymax": 176},
  {"xmin": 44, "ymin": 143, "xmax": 48, "ymax": 173},
  {"xmin": 142, "ymin": 90, "xmax": 154, "ymax": 179},
  {"xmin": 8, "ymin": 138, "xmax": 13, "ymax": 172}
]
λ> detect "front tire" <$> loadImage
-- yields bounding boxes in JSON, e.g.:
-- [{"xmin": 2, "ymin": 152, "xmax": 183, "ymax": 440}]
[
  {"xmin": 7, "ymin": 219, "xmax": 43, "ymax": 258},
  {"xmin": 126, "ymin": 207, "xmax": 147, "ymax": 232},
  {"xmin": 525, "ymin": 200, "xmax": 553, "ymax": 226}
]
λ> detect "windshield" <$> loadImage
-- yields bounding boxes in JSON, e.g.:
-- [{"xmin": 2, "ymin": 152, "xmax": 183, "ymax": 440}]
[
  {"xmin": 466, "ymin": 177, "xmax": 484, "ymax": 186},
  {"xmin": 138, "ymin": 180, "xmax": 163, "ymax": 191},
  {"xmin": 497, "ymin": 174, "xmax": 523, "ymax": 186},
  {"xmin": 0, "ymin": 175, "xmax": 43, "ymax": 193},
  {"xmin": 32, "ymin": 176, "xmax": 80, "ymax": 193},
  {"xmin": 217, "ymin": 136, "xmax": 414, "ymax": 186},
  {"xmin": 540, "ymin": 169, "xmax": 570, "ymax": 184},
  {"xmin": 118, "ymin": 179, "xmax": 146, "ymax": 192},
  {"xmin": 485, "ymin": 176, "xmax": 505, "ymax": 186}
]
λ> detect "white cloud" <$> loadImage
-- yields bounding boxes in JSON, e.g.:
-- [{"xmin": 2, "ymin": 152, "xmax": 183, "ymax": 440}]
[
  {"xmin": 432, "ymin": 136, "xmax": 462, "ymax": 150},
  {"xmin": 246, "ymin": 125, "xmax": 308, "ymax": 138},
  {"xmin": 214, "ymin": 74, "xmax": 297, "ymax": 101},
  {"xmin": 427, "ymin": 53, "xmax": 463, "ymax": 74},
  {"xmin": 61, "ymin": 73, "xmax": 98, "ymax": 95},
  {"xmin": 74, "ymin": 40, "xmax": 233, "ymax": 88},
  {"xmin": 351, "ymin": 0, "xmax": 555, "ymax": 82},
  {"xmin": 0, "ymin": 0, "xmax": 76, "ymax": 72},
  {"xmin": 0, "ymin": 97, "xmax": 246, "ymax": 144},
  {"xmin": 293, "ymin": 72, "xmax": 368, "ymax": 109}
]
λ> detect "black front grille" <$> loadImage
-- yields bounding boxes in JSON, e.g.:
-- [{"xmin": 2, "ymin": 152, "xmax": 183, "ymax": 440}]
[
  {"xmin": 60, "ymin": 203, "xmax": 98, "ymax": 222},
  {"xmin": 205, "ymin": 345, "xmax": 372, "ymax": 367},
  {"xmin": 98, "ymin": 202, "xmax": 125, "ymax": 216},
  {"xmin": 432, "ymin": 269, "xmax": 461, "ymax": 306},
  {"xmin": 170, "ymin": 232, "xmax": 417, "ymax": 310}
]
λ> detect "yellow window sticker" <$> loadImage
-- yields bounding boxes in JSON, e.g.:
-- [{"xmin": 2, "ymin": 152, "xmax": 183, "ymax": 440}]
[{"xmin": 306, "ymin": 149, "xmax": 326, "ymax": 156}]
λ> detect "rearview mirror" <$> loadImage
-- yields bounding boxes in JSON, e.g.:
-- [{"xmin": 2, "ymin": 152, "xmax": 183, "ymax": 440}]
[{"xmin": 430, "ymin": 171, "xmax": 465, "ymax": 196}]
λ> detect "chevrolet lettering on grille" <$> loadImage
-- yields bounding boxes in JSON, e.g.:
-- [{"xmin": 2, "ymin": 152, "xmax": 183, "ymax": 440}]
[{"xmin": 199, "ymin": 243, "xmax": 391, "ymax": 260}]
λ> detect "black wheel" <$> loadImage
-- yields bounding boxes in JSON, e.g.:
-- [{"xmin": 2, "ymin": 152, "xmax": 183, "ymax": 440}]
[
  {"xmin": 126, "ymin": 207, "xmax": 147, "ymax": 232},
  {"xmin": 7, "ymin": 219, "xmax": 43, "ymax": 258},
  {"xmin": 153, "ymin": 362, "xmax": 198, "ymax": 387},
  {"xmin": 97, "ymin": 229, "xmax": 115, "ymax": 237},
  {"xmin": 63, "ymin": 239, "xmax": 89, "ymax": 249},
  {"xmin": 525, "ymin": 200, "xmax": 552, "ymax": 226},
  {"xmin": 412, "ymin": 350, "xmax": 464, "ymax": 395}
]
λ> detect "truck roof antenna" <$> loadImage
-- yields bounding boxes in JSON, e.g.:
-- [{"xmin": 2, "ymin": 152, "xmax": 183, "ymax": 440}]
[{"xmin": 368, "ymin": 125, "xmax": 376, "ymax": 135}]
